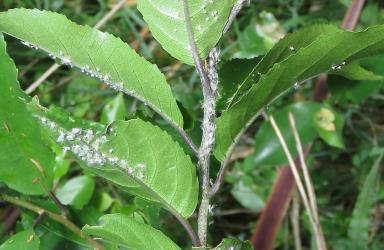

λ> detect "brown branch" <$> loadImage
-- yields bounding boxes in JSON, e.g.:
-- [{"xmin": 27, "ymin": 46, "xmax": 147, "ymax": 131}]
[
  {"xmin": 341, "ymin": 0, "xmax": 366, "ymax": 30},
  {"xmin": 251, "ymin": 146, "xmax": 311, "ymax": 250},
  {"xmin": 0, "ymin": 207, "xmax": 20, "ymax": 237}
]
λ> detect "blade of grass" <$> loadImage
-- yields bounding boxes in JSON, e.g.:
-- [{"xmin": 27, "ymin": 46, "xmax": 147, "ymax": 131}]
[{"xmin": 270, "ymin": 115, "xmax": 327, "ymax": 250}]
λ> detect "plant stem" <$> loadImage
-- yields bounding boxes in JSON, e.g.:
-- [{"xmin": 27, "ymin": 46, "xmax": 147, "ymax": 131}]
[
  {"xmin": 0, "ymin": 195, "xmax": 104, "ymax": 250},
  {"xmin": 181, "ymin": 0, "xmax": 212, "ymax": 98},
  {"xmin": 173, "ymin": 213, "xmax": 201, "ymax": 247},
  {"xmin": 36, "ymin": 176, "xmax": 69, "ymax": 218},
  {"xmin": 208, "ymin": 0, "xmax": 247, "ymax": 199},
  {"xmin": 208, "ymin": 155, "xmax": 230, "ymax": 198},
  {"xmin": 196, "ymin": 94, "xmax": 215, "ymax": 246},
  {"xmin": 223, "ymin": 0, "xmax": 247, "ymax": 34},
  {"xmin": 181, "ymin": 0, "xmax": 217, "ymax": 246},
  {"xmin": 173, "ymin": 125, "xmax": 199, "ymax": 156}
]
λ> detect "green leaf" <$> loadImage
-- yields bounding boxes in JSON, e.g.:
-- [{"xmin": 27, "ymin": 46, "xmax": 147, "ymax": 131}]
[
  {"xmin": 92, "ymin": 192, "xmax": 114, "ymax": 212},
  {"xmin": 56, "ymin": 175, "xmax": 95, "ymax": 209},
  {"xmin": 83, "ymin": 213, "xmax": 180, "ymax": 250},
  {"xmin": 135, "ymin": 197, "xmax": 162, "ymax": 228},
  {"xmin": 333, "ymin": 61, "xmax": 384, "ymax": 80},
  {"xmin": 29, "ymin": 103, "xmax": 198, "ymax": 218},
  {"xmin": 0, "ymin": 34, "xmax": 54, "ymax": 195},
  {"xmin": 347, "ymin": 153, "xmax": 384, "ymax": 250},
  {"xmin": 21, "ymin": 199, "xmax": 91, "ymax": 248},
  {"xmin": 217, "ymin": 58, "xmax": 261, "ymax": 112},
  {"xmin": 329, "ymin": 77, "xmax": 383, "ymax": 104},
  {"xmin": 214, "ymin": 24, "xmax": 384, "ymax": 161},
  {"xmin": 0, "ymin": 8, "xmax": 183, "ymax": 128},
  {"xmin": 329, "ymin": 54, "xmax": 384, "ymax": 104},
  {"xmin": 213, "ymin": 238, "xmax": 253, "ymax": 250},
  {"xmin": 253, "ymin": 102, "xmax": 321, "ymax": 166},
  {"xmin": 100, "ymin": 93, "xmax": 126, "ymax": 125},
  {"xmin": 314, "ymin": 107, "xmax": 345, "ymax": 149},
  {"xmin": 227, "ymin": 24, "xmax": 342, "ymax": 108},
  {"xmin": 231, "ymin": 181, "xmax": 264, "ymax": 212},
  {"xmin": 0, "ymin": 229, "xmax": 39, "ymax": 250},
  {"xmin": 253, "ymin": 102, "xmax": 345, "ymax": 166},
  {"xmin": 137, "ymin": 0, "xmax": 236, "ymax": 64}
]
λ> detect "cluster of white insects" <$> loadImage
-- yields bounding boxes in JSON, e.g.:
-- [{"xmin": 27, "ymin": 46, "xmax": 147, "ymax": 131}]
[
  {"xmin": 21, "ymin": 41, "xmax": 138, "ymax": 97},
  {"xmin": 202, "ymin": 0, "xmax": 219, "ymax": 21},
  {"xmin": 21, "ymin": 41, "xmax": 39, "ymax": 50},
  {"xmin": 20, "ymin": 40, "xmax": 149, "ymax": 180},
  {"xmin": 34, "ymin": 115, "xmax": 146, "ymax": 180},
  {"xmin": 331, "ymin": 61, "xmax": 346, "ymax": 70}
]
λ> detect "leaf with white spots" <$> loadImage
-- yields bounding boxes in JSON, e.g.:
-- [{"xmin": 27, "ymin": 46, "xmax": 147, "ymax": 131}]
[
  {"xmin": 137, "ymin": 0, "xmax": 236, "ymax": 64},
  {"xmin": 225, "ymin": 24, "xmax": 342, "ymax": 109},
  {"xmin": 0, "ymin": 34, "xmax": 54, "ymax": 195},
  {"xmin": 83, "ymin": 214, "xmax": 180, "ymax": 250},
  {"xmin": 215, "ymin": 24, "xmax": 384, "ymax": 161},
  {"xmin": 29, "ymin": 102, "xmax": 198, "ymax": 219},
  {"xmin": 0, "ymin": 8, "xmax": 183, "ymax": 128}
]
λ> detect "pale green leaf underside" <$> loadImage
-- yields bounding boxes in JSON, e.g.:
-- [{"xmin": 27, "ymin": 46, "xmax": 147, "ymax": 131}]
[
  {"xmin": 0, "ymin": 8, "xmax": 183, "ymax": 128},
  {"xmin": 215, "ymin": 25, "xmax": 384, "ymax": 161},
  {"xmin": 0, "ymin": 34, "xmax": 54, "ymax": 195},
  {"xmin": 29, "ymin": 103, "xmax": 198, "ymax": 218},
  {"xmin": 137, "ymin": 0, "xmax": 236, "ymax": 64},
  {"xmin": 83, "ymin": 214, "xmax": 180, "ymax": 250}
]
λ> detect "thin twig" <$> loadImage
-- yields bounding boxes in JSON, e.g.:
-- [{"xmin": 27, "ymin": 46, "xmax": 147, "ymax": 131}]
[
  {"xmin": 48, "ymin": 191, "xmax": 69, "ymax": 218},
  {"xmin": 173, "ymin": 214, "xmax": 201, "ymax": 247},
  {"xmin": 94, "ymin": 0, "xmax": 128, "ymax": 29},
  {"xmin": 19, "ymin": 58, "xmax": 40, "ymax": 78},
  {"xmin": 223, "ymin": 0, "xmax": 247, "ymax": 34},
  {"xmin": 288, "ymin": 113, "xmax": 327, "ymax": 249},
  {"xmin": 288, "ymin": 113, "xmax": 319, "ymax": 222},
  {"xmin": 290, "ymin": 190, "xmax": 302, "ymax": 250},
  {"xmin": 35, "ymin": 177, "xmax": 69, "ymax": 218},
  {"xmin": 25, "ymin": 0, "xmax": 128, "ymax": 94},
  {"xmin": 208, "ymin": 155, "xmax": 230, "ymax": 198},
  {"xmin": 0, "ymin": 195, "xmax": 104, "ymax": 250},
  {"xmin": 25, "ymin": 64, "xmax": 61, "ymax": 94},
  {"xmin": 181, "ymin": 0, "xmax": 212, "ymax": 97},
  {"xmin": 175, "ymin": 126, "xmax": 199, "ymax": 155},
  {"xmin": 269, "ymin": 115, "xmax": 326, "ymax": 250},
  {"xmin": 32, "ymin": 211, "xmax": 46, "ymax": 228},
  {"xmin": 209, "ymin": 143, "xmax": 254, "ymax": 197}
]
